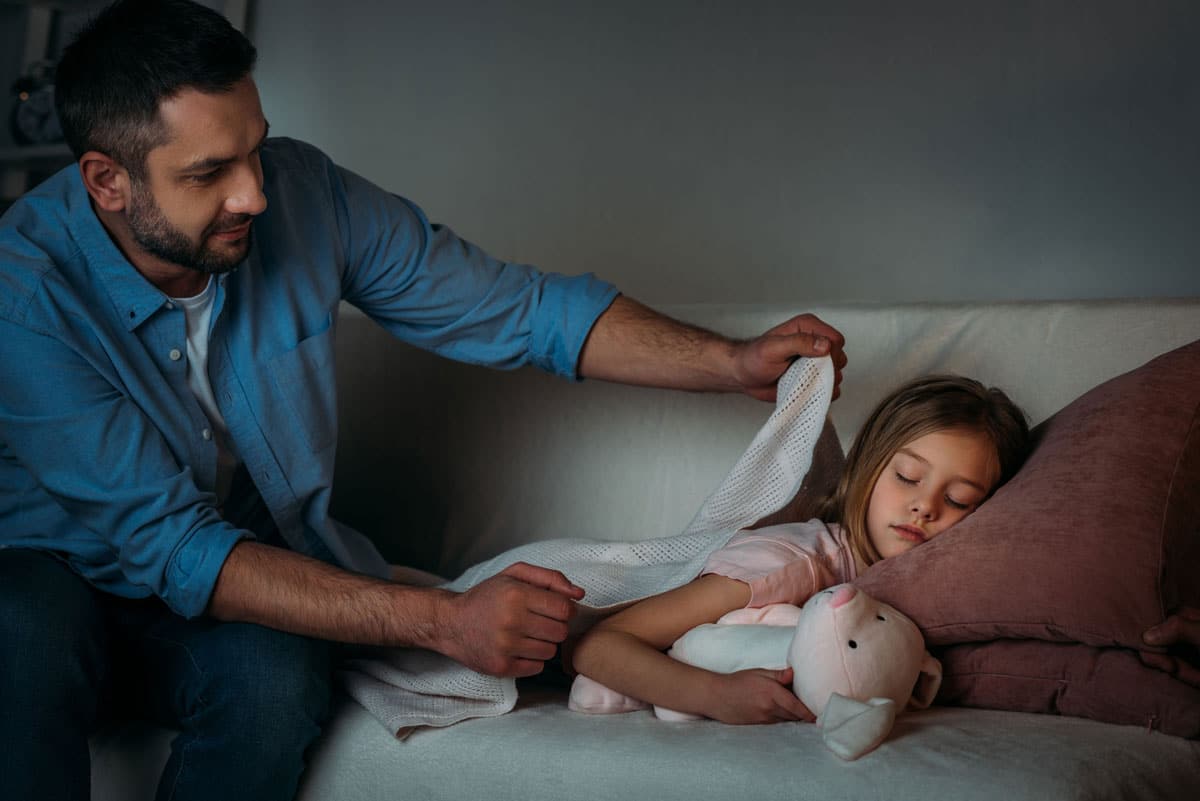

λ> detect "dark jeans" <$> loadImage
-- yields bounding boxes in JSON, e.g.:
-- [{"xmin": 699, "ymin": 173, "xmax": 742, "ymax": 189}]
[{"xmin": 0, "ymin": 548, "xmax": 334, "ymax": 801}]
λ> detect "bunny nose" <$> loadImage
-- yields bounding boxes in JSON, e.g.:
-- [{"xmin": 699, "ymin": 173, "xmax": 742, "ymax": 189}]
[{"xmin": 830, "ymin": 585, "xmax": 857, "ymax": 609}]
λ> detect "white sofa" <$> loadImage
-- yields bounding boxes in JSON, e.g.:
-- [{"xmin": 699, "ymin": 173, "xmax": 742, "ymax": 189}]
[{"xmin": 92, "ymin": 298, "xmax": 1200, "ymax": 801}]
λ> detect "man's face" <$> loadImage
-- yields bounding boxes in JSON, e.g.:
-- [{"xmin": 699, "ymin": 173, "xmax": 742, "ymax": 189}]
[
  {"xmin": 129, "ymin": 77, "xmax": 269, "ymax": 276},
  {"xmin": 126, "ymin": 176, "xmax": 251, "ymax": 275}
]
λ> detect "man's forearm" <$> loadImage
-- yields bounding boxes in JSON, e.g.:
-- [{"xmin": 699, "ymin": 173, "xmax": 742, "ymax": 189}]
[
  {"xmin": 207, "ymin": 539, "xmax": 450, "ymax": 649},
  {"xmin": 577, "ymin": 295, "xmax": 741, "ymax": 391},
  {"xmin": 578, "ymin": 295, "xmax": 845, "ymax": 402}
]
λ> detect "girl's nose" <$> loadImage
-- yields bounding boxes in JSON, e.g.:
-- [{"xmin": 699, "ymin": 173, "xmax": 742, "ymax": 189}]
[{"xmin": 911, "ymin": 495, "xmax": 935, "ymax": 519}]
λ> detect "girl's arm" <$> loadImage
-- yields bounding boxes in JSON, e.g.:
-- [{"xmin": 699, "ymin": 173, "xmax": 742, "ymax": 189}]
[{"xmin": 570, "ymin": 574, "xmax": 814, "ymax": 724}]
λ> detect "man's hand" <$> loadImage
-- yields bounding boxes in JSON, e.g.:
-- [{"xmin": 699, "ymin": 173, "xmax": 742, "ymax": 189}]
[
  {"xmin": 578, "ymin": 297, "xmax": 847, "ymax": 401},
  {"xmin": 436, "ymin": 562, "xmax": 585, "ymax": 677},
  {"xmin": 733, "ymin": 313, "xmax": 847, "ymax": 402},
  {"xmin": 706, "ymin": 667, "xmax": 816, "ymax": 725},
  {"xmin": 1141, "ymin": 607, "xmax": 1200, "ymax": 688}
]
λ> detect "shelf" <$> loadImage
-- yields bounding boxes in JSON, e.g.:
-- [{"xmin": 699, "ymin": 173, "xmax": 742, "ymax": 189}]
[
  {"xmin": 2, "ymin": 1, "xmax": 246, "ymax": 23},
  {"xmin": 0, "ymin": 143, "xmax": 73, "ymax": 169},
  {"xmin": 0, "ymin": 2, "xmax": 104, "ymax": 8},
  {"xmin": 0, "ymin": 144, "xmax": 73, "ymax": 204}
]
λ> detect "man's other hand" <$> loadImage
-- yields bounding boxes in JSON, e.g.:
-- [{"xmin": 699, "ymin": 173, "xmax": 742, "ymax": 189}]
[{"xmin": 438, "ymin": 562, "xmax": 584, "ymax": 677}]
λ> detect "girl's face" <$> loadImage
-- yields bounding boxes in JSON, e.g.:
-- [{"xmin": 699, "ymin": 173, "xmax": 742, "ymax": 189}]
[{"xmin": 865, "ymin": 428, "xmax": 1000, "ymax": 561}]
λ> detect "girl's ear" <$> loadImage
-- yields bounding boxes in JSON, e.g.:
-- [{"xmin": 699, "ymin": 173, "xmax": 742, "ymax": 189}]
[{"xmin": 78, "ymin": 151, "xmax": 130, "ymax": 213}]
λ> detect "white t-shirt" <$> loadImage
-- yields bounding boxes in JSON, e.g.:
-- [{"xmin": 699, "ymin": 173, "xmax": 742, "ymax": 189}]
[{"xmin": 172, "ymin": 277, "xmax": 238, "ymax": 506}]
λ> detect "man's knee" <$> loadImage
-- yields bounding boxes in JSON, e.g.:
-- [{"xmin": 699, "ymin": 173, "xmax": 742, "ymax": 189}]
[
  {"xmin": 187, "ymin": 623, "xmax": 334, "ymax": 745},
  {"xmin": 150, "ymin": 623, "xmax": 334, "ymax": 800}
]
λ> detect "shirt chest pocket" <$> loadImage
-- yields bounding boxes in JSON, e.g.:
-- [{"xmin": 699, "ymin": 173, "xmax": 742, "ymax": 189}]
[{"xmin": 267, "ymin": 316, "xmax": 337, "ymax": 454}]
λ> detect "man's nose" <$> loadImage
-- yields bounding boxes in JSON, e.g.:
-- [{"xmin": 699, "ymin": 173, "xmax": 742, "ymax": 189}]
[{"xmin": 227, "ymin": 164, "xmax": 267, "ymax": 217}]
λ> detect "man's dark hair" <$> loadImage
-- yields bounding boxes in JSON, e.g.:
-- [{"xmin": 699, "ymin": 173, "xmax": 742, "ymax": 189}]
[{"xmin": 55, "ymin": 0, "xmax": 257, "ymax": 177}]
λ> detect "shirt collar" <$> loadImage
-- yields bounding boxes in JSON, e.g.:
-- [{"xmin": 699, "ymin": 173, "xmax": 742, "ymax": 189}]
[{"xmin": 62, "ymin": 169, "xmax": 173, "ymax": 332}]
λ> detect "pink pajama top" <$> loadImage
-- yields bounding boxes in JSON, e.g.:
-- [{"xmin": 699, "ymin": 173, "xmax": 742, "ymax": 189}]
[{"xmin": 700, "ymin": 519, "xmax": 858, "ymax": 608}]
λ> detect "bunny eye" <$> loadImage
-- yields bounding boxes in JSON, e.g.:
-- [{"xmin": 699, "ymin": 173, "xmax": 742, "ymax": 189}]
[
  {"xmin": 876, "ymin": 615, "xmax": 886, "ymax": 621},
  {"xmin": 848, "ymin": 640, "xmax": 858, "ymax": 649}
]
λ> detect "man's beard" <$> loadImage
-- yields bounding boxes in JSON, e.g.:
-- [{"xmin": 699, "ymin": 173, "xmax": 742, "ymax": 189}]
[{"xmin": 127, "ymin": 181, "xmax": 253, "ymax": 276}]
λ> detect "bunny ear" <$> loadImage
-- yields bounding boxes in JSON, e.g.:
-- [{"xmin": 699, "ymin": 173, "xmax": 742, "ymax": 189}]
[
  {"xmin": 819, "ymin": 694, "xmax": 897, "ymax": 761},
  {"xmin": 909, "ymin": 652, "xmax": 943, "ymax": 710}
]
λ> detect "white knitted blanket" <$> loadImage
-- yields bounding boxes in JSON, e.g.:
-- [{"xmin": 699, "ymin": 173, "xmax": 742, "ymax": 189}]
[{"xmin": 341, "ymin": 356, "xmax": 835, "ymax": 735}]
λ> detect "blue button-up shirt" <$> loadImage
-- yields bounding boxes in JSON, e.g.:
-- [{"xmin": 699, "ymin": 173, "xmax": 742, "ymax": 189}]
[{"xmin": 0, "ymin": 137, "xmax": 618, "ymax": 619}]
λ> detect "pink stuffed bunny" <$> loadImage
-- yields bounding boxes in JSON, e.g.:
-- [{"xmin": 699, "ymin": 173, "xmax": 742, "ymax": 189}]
[
  {"xmin": 570, "ymin": 584, "xmax": 941, "ymax": 759},
  {"xmin": 657, "ymin": 584, "xmax": 942, "ymax": 759}
]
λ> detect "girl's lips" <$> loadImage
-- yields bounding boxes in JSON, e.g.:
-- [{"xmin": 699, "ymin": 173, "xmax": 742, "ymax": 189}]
[{"xmin": 892, "ymin": 525, "xmax": 927, "ymax": 544}]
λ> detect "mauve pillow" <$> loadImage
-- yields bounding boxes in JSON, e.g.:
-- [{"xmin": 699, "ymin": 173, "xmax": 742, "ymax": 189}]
[
  {"xmin": 854, "ymin": 337, "xmax": 1200, "ymax": 649},
  {"xmin": 936, "ymin": 640, "xmax": 1200, "ymax": 738}
]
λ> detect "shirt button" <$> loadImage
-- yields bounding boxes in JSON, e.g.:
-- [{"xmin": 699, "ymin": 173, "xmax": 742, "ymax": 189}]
[
  {"xmin": 169, "ymin": 348, "xmax": 182, "ymax": 361},
  {"xmin": 165, "ymin": 301, "xmax": 176, "ymax": 310},
  {"xmin": 202, "ymin": 428, "xmax": 212, "ymax": 441}
]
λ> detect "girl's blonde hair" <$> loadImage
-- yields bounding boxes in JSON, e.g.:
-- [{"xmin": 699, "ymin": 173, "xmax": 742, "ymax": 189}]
[{"xmin": 821, "ymin": 375, "xmax": 1030, "ymax": 568}]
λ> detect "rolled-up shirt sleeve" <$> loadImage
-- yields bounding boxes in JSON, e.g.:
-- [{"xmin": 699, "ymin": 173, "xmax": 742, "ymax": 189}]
[
  {"xmin": 331, "ymin": 161, "xmax": 618, "ymax": 379},
  {"xmin": 0, "ymin": 317, "xmax": 245, "ymax": 618}
]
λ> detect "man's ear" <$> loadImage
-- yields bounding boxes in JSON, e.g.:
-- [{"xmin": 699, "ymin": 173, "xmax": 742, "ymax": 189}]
[{"xmin": 79, "ymin": 151, "xmax": 130, "ymax": 213}]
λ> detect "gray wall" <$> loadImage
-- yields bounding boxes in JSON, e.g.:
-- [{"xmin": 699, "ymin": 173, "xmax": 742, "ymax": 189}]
[{"xmin": 251, "ymin": 0, "xmax": 1200, "ymax": 305}]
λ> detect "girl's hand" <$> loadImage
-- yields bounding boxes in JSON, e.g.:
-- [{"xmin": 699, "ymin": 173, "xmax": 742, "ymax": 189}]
[{"xmin": 707, "ymin": 667, "xmax": 816, "ymax": 725}]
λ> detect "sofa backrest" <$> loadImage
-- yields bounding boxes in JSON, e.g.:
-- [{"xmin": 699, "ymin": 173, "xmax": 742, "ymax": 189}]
[{"xmin": 332, "ymin": 299, "xmax": 1200, "ymax": 576}]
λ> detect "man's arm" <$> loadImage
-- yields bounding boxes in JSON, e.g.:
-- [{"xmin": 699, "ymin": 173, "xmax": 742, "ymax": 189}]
[
  {"xmin": 577, "ymin": 296, "xmax": 847, "ymax": 401},
  {"xmin": 0, "ymin": 321, "xmax": 580, "ymax": 678},
  {"xmin": 329, "ymin": 160, "xmax": 843, "ymax": 397},
  {"xmin": 208, "ymin": 540, "xmax": 584, "ymax": 677}
]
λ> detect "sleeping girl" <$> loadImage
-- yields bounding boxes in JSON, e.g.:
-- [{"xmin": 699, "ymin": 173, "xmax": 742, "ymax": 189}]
[{"xmin": 568, "ymin": 372, "xmax": 1031, "ymax": 724}]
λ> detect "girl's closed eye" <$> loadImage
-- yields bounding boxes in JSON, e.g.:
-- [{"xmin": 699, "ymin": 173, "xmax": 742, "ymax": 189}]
[
  {"xmin": 896, "ymin": 471, "xmax": 974, "ymax": 510},
  {"xmin": 896, "ymin": 467, "xmax": 974, "ymax": 509}
]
